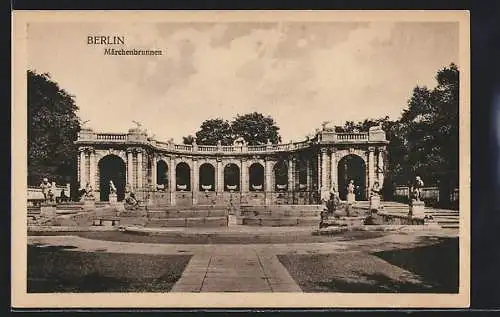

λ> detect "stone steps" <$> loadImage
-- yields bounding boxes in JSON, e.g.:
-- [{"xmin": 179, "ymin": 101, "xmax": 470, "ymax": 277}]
[
  {"xmin": 147, "ymin": 205, "xmax": 229, "ymax": 211},
  {"xmin": 147, "ymin": 209, "xmax": 228, "ymax": 219},
  {"xmin": 239, "ymin": 210, "xmax": 320, "ymax": 217},
  {"xmin": 145, "ymin": 216, "xmax": 228, "ymax": 228},
  {"xmin": 237, "ymin": 216, "xmax": 319, "ymax": 227}
]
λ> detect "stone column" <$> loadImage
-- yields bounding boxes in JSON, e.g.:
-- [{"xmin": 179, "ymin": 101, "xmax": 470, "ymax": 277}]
[
  {"xmin": 265, "ymin": 158, "xmax": 273, "ymax": 205},
  {"xmin": 241, "ymin": 159, "xmax": 248, "ymax": 193},
  {"xmin": 216, "ymin": 159, "xmax": 223, "ymax": 192},
  {"xmin": 89, "ymin": 149, "xmax": 96, "ymax": 189},
  {"xmin": 79, "ymin": 149, "xmax": 87, "ymax": 188},
  {"xmin": 127, "ymin": 149, "xmax": 134, "ymax": 188},
  {"xmin": 287, "ymin": 156, "xmax": 294, "ymax": 192},
  {"xmin": 321, "ymin": 148, "xmax": 328, "ymax": 198},
  {"xmin": 192, "ymin": 158, "xmax": 198, "ymax": 205},
  {"xmin": 137, "ymin": 150, "xmax": 143, "ymax": 190},
  {"xmin": 330, "ymin": 149, "xmax": 337, "ymax": 191},
  {"xmin": 169, "ymin": 156, "xmax": 176, "ymax": 205},
  {"xmin": 151, "ymin": 155, "xmax": 157, "ymax": 190},
  {"xmin": 378, "ymin": 148, "xmax": 385, "ymax": 187},
  {"xmin": 306, "ymin": 159, "xmax": 312, "ymax": 191},
  {"xmin": 317, "ymin": 153, "xmax": 321, "ymax": 192},
  {"xmin": 368, "ymin": 147, "xmax": 375, "ymax": 193}
]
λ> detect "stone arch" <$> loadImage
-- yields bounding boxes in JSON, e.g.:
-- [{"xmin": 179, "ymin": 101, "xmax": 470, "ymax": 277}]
[
  {"xmin": 337, "ymin": 154, "xmax": 367, "ymax": 201},
  {"xmin": 199, "ymin": 162, "xmax": 215, "ymax": 191},
  {"xmin": 297, "ymin": 159, "xmax": 308, "ymax": 190},
  {"xmin": 98, "ymin": 154, "xmax": 126, "ymax": 201},
  {"xmin": 176, "ymin": 162, "xmax": 191, "ymax": 191},
  {"xmin": 249, "ymin": 162, "xmax": 265, "ymax": 191},
  {"xmin": 224, "ymin": 163, "xmax": 240, "ymax": 191},
  {"xmin": 274, "ymin": 160, "xmax": 288, "ymax": 191},
  {"xmin": 156, "ymin": 159, "xmax": 169, "ymax": 190}
]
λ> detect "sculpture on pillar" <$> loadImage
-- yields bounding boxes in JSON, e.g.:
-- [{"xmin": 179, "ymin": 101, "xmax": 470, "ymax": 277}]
[
  {"xmin": 410, "ymin": 176, "xmax": 424, "ymax": 201},
  {"xmin": 370, "ymin": 181, "xmax": 381, "ymax": 213},
  {"xmin": 84, "ymin": 183, "xmax": 94, "ymax": 199},
  {"xmin": 109, "ymin": 180, "xmax": 117, "ymax": 194},
  {"xmin": 346, "ymin": 180, "xmax": 356, "ymax": 203},
  {"xmin": 408, "ymin": 175, "xmax": 426, "ymax": 218},
  {"xmin": 39, "ymin": 178, "xmax": 51, "ymax": 201}
]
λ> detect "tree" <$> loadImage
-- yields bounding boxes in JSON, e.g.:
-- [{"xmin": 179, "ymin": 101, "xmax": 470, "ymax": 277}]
[
  {"xmin": 195, "ymin": 118, "xmax": 233, "ymax": 145},
  {"xmin": 231, "ymin": 112, "xmax": 281, "ymax": 145},
  {"xmin": 389, "ymin": 63, "xmax": 459, "ymax": 206},
  {"xmin": 184, "ymin": 112, "xmax": 282, "ymax": 146},
  {"xmin": 182, "ymin": 135, "xmax": 195, "ymax": 145},
  {"xmin": 28, "ymin": 70, "xmax": 81, "ymax": 190}
]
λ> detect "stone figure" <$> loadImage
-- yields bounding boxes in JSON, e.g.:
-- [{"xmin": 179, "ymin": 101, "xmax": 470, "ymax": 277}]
[
  {"xmin": 109, "ymin": 180, "xmax": 117, "ymax": 194},
  {"xmin": 371, "ymin": 181, "xmax": 381, "ymax": 197},
  {"xmin": 410, "ymin": 176, "xmax": 424, "ymax": 201},
  {"xmin": 39, "ymin": 178, "xmax": 51, "ymax": 200},
  {"xmin": 59, "ymin": 189, "xmax": 69, "ymax": 203},
  {"xmin": 347, "ymin": 180, "xmax": 355, "ymax": 194},
  {"xmin": 84, "ymin": 183, "xmax": 94, "ymax": 199},
  {"xmin": 46, "ymin": 187, "xmax": 55, "ymax": 204},
  {"xmin": 346, "ymin": 180, "xmax": 356, "ymax": 204}
]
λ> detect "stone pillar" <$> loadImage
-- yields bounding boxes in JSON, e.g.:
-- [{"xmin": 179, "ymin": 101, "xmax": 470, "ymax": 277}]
[
  {"xmin": 137, "ymin": 150, "xmax": 143, "ymax": 190},
  {"xmin": 265, "ymin": 158, "xmax": 273, "ymax": 205},
  {"xmin": 330, "ymin": 149, "xmax": 337, "ymax": 191},
  {"xmin": 378, "ymin": 148, "xmax": 385, "ymax": 187},
  {"xmin": 127, "ymin": 150, "xmax": 134, "ymax": 188},
  {"xmin": 169, "ymin": 156, "xmax": 176, "ymax": 205},
  {"xmin": 321, "ymin": 148, "xmax": 328, "ymax": 198},
  {"xmin": 368, "ymin": 147, "xmax": 375, "ymax": 193},
  {"xmin": 306, "ymin": 159, "xmax": 312, "ymax": 191},
  {"xmin": 79, "ymin": 149, "xmax": 87, "ymax": 188},
  {"xmin": 89, "ymin": 149, "xmax": 96, "ymax": 192},
  {"xmin": 241, "ymin": 159, "xmax": 248, "ymax": 193},
  {"xmin": 151, "ymin": 155, "xmax": 157, "ymax": 189},
  {"xmin": 287, "ymin": 156, "xmax": 294, "ymax": 192},
  {"xmin": 317, "ymin": 153, "xmax": 321, "ymax": 192},
  {"xmin": 216, "ymin": 159, "xmax": 223, "ymax": 193},
  {"xmin": 192, "ymin": 158, "xmax": 198, "ymax": 205}
]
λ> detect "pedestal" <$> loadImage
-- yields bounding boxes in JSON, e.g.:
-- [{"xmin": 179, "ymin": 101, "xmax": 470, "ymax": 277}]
[
  {"xmin": 370, "ymin": 195, "xmax": 381, "ymax": 211},
  {"xmin": 83, "ymin": 197, "xmax": 95, "ymax": 210},
  {"xmin": 409, "ymin": 199, "xmax": 425, "ymax": 218},
  {"xmin": 40, "ymin": 204, "xmax": 56, "ymax": 217},
  {"xmin": 346, "ymin": 193, "xmax": 355, "ymax": 204},
  {"xmin": 109, "ymin": 193, "xmax": 118, "ymax": 204}
]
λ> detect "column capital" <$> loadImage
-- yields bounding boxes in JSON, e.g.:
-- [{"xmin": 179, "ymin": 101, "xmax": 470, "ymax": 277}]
[
  {"xmin": 368, "ymin": 146, "xmax": 376, "ymax": 152},
  {"xmin": 320, "ymin": 148, "xmax": 328, "ymax": 154},
  {"xmin": 377, "ymin": 146, "xmax": 387, "ymax": 153},
  {"xmin": 79, "ymin": 146, "xmax": 94, "ymax": 153},
  {"xmin": 329, "ymin": 147, "xmax": 337, "ymax": 154}
]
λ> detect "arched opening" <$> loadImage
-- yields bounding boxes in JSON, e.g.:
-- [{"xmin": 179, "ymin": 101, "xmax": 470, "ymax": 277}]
[
  {"xmin": 176, "ymin": 162, "xmax": 191, "ymax": 191},
  {"xmin": 274, "ymin": 160, "xmax": 288, "ymax": 191},
  {"xmin": 199, "ymin": 163, "xmax": 215, "ymax": 191},
  {"xmin": 98, "ymin": 155, "xmax": 126, "ymax": 201},
  {"xmin": 156, "ymin": 160, "xmax": 168, "ymax": 191},
  {"xmin": 338, "ymin": 154, "xmax": 367, "ymax": 201},
  {"xmin": 224, "ymin": 163, "xmax": 240, "ymax": 191},
  {"xmin": 297, "ymin": 160, "xmax": 308, "ymax": 190},
  {"xmin": 249, "ymin": 163, "xmax": 264, "ymax": 191}
]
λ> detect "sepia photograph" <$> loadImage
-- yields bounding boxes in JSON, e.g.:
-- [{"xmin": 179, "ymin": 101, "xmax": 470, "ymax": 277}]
[{"xmin": 12, "ymin": 10, "xmax": 470, "ymax": 308}]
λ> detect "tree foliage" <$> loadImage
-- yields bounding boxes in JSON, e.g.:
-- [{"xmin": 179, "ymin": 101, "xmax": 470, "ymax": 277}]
[
  {"xmin": 28, "ymin": 70, "xmax": 81, "ymax": 187},
  {"xmin": 335, "ymin": 63, "xmax": 459, "ymax": 204},
  {"xmin": 186, "ymin": 112, "xmax": 282, "ymax": 146}
]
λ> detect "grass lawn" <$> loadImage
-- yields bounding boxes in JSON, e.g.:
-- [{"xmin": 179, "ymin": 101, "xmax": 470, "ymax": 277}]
[
  {"xmin": 28, "ymin": 245, "xmax": 192, "ymax": 293},
  {"xmin": 278, "ymin": 237, "xmax": 458, "ymax": 293}
]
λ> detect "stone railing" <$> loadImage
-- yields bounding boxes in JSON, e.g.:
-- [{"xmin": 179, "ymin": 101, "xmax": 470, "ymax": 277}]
[
  {"xmin": 96, "ymin": 133, "xmax": 129, "ymax": 141},
  {"xmin": 393, "ymin": 185, "xmax": 459, "ymax": 206},
  {"xmin": 78, "ymin": 130, "xmax": 386, "ymax": 153}
]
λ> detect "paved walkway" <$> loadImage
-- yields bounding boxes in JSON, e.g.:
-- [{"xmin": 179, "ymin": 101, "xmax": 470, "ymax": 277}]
[{"xmin": 28, "ymin": 229, "xmax": 457, "ymax": 293}]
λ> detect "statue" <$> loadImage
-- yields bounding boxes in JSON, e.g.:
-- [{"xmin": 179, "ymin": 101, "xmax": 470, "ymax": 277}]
[
  {"xmin": 84, "ymin": 183, "xmax": 94, "ymax": 199},
  {"xmin": 109, "ymin": 180, "xmax": 117, "ymax": 194},
  {"xmin": 346, "ymin": 180, "xmax": 356, "ymax": 203},
  {"xmin": 124, "ymin": 183, "xmax": 139, "ymax": 209},
  {"xmin": 46, "ymin": 187, "xmax": 55, "ymax": 204},
  {"xmin": 39, "ymin": 178, "xmax": 52, "ymax": 200},
  {"xmin": 410, "ymin": 176, "xmax": 424, "ymax": 201},
  {"xmin": 371, "ymin": 181, "xmax": 381, "ymax": 197},
  {"xmin": 132, "ymin": 120, "xmax": 142, "ymax": 128}
]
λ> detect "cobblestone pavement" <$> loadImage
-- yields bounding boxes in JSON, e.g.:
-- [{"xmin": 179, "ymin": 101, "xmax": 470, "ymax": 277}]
[{"xmin": 28, "ymin": 229, "xmax": 458, "ymax": 293}]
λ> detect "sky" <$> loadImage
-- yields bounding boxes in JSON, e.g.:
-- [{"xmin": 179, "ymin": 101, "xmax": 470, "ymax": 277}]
[{"xmin": 27, "ymin": 21, "xmax": 459, "ymax": 143}]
